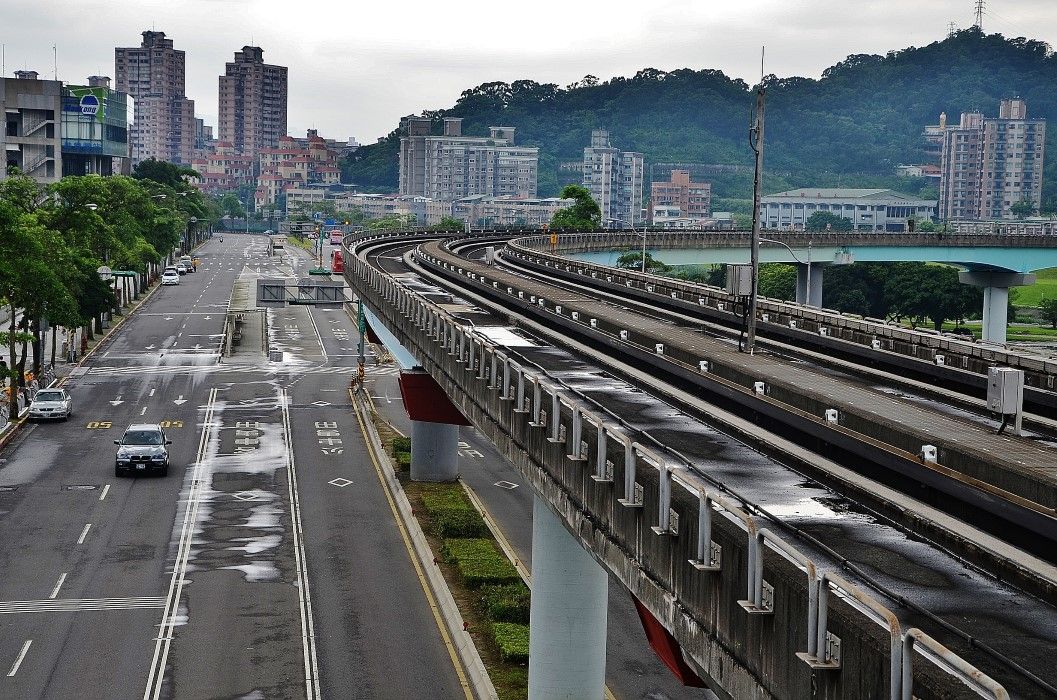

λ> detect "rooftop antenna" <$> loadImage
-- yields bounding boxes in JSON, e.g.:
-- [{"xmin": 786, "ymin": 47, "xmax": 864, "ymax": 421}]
[
  {"xmin": 53, "ymin": 45, "xmax": 57, "ymax": 81},
  {"xmin": 974, "ymin": 0, "xmax": 984, "ymax": 29}
]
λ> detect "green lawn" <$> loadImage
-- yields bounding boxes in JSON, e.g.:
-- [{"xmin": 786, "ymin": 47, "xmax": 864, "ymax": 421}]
[{"xmin": 1014, "ymin": 267, "xmax": 1057, "ymax": 307}]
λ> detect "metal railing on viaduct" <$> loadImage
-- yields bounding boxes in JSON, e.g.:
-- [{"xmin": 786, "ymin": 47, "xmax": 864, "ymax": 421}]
[{"xmin": 344, "ymin": 230, "xmax": 1008, "ymax": 700}]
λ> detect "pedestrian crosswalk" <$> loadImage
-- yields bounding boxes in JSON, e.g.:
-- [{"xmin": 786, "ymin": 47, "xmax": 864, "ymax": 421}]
[{"xmin": 0, "ymin": 596, "xmax": 166, "ymax": 614}]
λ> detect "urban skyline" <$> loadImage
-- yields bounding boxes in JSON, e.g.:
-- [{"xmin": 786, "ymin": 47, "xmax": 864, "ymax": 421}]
[{"xmin": 3, "ymin": 0, "xmax": 1056, "ymax": 141}]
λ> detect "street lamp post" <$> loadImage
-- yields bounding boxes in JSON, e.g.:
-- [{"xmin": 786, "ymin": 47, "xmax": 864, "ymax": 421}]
[
  {"xmin": 608, "ymin": 218, "xmax": 648, "ymax": 273},
  {"xmin": 760, "ymin": 238, "xmax": 814, "ymax": 306}
]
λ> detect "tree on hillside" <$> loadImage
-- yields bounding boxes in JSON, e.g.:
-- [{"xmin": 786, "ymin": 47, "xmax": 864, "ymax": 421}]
[
  {"xmin": 616, "ymin": 251, "xmax": 669, "ymax": 273},
  {"xmin": 759, "ymin": 264, "xmax": 797, "ymax": 300},
  {"xmin": 1039, "ymin": 298, "xmax": 1057, "ymax": 329},
  {"xmin": 550, "ymin": 185, "xmax": 600, "ymax": 231},
  {"xmin": 805, "ymin": 211, "xmax": 853, "ymax": 232},
  {"xmin": 428, "ymin": 217, "xmax": 465, "ymax": 231}
]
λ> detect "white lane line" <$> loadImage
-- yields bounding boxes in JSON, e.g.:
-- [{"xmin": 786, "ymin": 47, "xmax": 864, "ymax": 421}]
[
  {"xmin": 149, "ymin": 387, "xmax": 156, "ymax": 397},
  {"xmin": 306, "ymin": 309, "xmax": 328, "ymax": 361},
  {"xmin": 76, "ymin": 523, "xmax": 92, "ymax": 545},
  {"xmin": 140, "ymin": 407, "xmax": 147, "ymax": 416},
  {"xmin": 281, "ymin": 388, "xmax": 322, "ymax": 698},
  {"xmin": 48, "ymin": 573, "xmax": 68, "ymax": 599},
  {"xmin": 143, "ymin": 387, "xmax": 218, "ymax": 700},
  {"xmin": 7, "ymin": 640, "xmax": 31, "ymax": 676},
  {"xmin": 99, "ymin": 484, "xmax": 111, "ymax": 501}
]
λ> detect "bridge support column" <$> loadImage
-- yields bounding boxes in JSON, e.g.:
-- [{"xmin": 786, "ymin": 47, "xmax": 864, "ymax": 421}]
[
  {"xmin": 958, "ymin": 271, "xmax": 1036, "ymax": 344},
  {"xmin": 795, "ymin": 263, "xmax": 824, "ymax": 307},
  {"xmin": 528, "ymin": 494, "xmax": 608, "ymax": 700},
  {"xmin": 398, "ymin": 368, "xmax": 470, "ymax": 482}
]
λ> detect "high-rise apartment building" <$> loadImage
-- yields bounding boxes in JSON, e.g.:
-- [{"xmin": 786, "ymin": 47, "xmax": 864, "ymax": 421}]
[
  {"xmin": 398, "ymin": 116, "xmax": 538, "ymax": 200},
  {"xmin": 582, "ymin": 130, "xmax": 644, "ymax": 227},
  {"xmin": 115, "ymin": 30, "xmax": 196, "ymax": 165},
  {"xmin": 938, "ymin": 99, "xmax": 1046, "ymax": 220},
  {"xmin": 218, "ymin": 46, "xmax": 288, "ymax": 162},
  {"xmin": 649, "ymin": 169, "xmax": 711, "ymax": 226}
]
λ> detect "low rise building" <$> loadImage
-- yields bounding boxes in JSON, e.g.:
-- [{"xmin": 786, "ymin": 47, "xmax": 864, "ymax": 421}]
[
  {"xmin": 191, "ymin": 141, "xmax": 255, "ymax": 193},
  {"xmin": 649, "ymin": 169, "xmax": 711, "ymax": 227},
  {"xmin": 61, "ymin": 76, "xmax": 132, "ymax": 177},
  {"xmin": 445, "ymin": 195, "xmax": 573, "ymax": 227},
  {"xmin": 760, "ymin": 188, "xmax": 937, "ymax": 231},
  {"xmin": 2, "ymin": 71, "xmax": 64, "ymax": 183},
  {"xmin": 255, "ymin": 131, "xmax": 342, "ymax": 210}
]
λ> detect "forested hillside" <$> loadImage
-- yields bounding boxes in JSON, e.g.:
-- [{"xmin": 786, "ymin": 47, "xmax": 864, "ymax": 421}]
[{"xmin": 342, "ymin": 29, "xmax": 1057, "ymax": 210}]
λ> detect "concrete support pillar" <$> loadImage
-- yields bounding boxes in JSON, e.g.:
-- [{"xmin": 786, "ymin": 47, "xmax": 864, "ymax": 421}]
[
  {"xmin": 795, "ymin": 263, "xmax": 824, "ymax": 307},
  {"xmin": 398, "ymin": 367, "xmax": 470, "ymax": 482},
  {"xmin": 409, "ymin": 420, "xmax": 459, "ymax": 481},
  {"xmin": 958, "ymin": 270, "xmax": 1036, "ymax": 344},
  {"xmin": 528, "ymin": 494, "xmax": 608, "ymax": 700}
]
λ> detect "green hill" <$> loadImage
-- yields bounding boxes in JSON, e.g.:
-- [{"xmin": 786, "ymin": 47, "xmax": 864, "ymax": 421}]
[{"xmin": 342, "ymin": 28, "xmax": 1057, "ymax": 210}]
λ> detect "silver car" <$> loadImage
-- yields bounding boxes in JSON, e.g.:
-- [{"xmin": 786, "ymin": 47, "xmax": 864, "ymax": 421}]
[
  {"xmin": 114, "ymin": 424, "xmax": 172, "ymax": 477},
  {"xmin": 28, "ymin": 388, "xmax": 72, "ymax": 421}
]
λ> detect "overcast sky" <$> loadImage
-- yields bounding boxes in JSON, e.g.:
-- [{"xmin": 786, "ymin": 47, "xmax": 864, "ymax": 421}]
[{"xmin": 2, "ymin": 0, "xmax": 1055, "ymax": 142}]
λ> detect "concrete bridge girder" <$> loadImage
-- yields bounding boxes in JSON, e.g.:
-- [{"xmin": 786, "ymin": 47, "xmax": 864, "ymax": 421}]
[{"xmin": 350, "ymin": 234, "xmax": 1007, "ymax": 700}]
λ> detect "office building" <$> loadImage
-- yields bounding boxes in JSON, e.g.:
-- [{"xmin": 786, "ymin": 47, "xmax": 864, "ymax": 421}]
[
  {"xmin": 1, "ymin": 71, "xmax": 64, "ymax": 182},
  {"xmin": 649, "ymin": 169, "xmax": 711, "ymax": 227},
  {"xmin": 115, "ymin": 30, "xmax": 196, "ymax": 165},
  {"xmin": 218, "ymin": 46, "xmax": 288, "ymax": 162},
  {"xmin": 760, "ymin": 189, "xmax": 936, "ymax": 231},
  {"xmin": 398, "ymin": 116, "xmax": 538, "ymax": 200},
  {"xmin": 938, "ymin": 99, "xmax": 1046, "ymax": 220},
  {"xmin": 582, "ymin": 129, "xmax": 644, "ymax": 226},
  {"xmin": 61, "ymin": 76, "xmax": 131, "ymax": 176},
  {"xmin": 2, "ymin": 72, "xmax": 130, "ymax": 183}
]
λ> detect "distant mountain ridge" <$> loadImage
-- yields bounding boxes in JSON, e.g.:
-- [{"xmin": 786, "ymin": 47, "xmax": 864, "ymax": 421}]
[{"xmin": 341, "ymin": 28, "xmax": 1056, "ymax": 210}]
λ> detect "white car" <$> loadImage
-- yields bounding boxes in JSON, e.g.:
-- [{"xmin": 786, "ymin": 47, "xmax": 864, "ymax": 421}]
[
  {"xmin": 28, "ymin": 388, "xmax": 73, "ymax": 421},
  {"xmin": 162, "ymin": 268, "xmax": 181, "ymax": 285}
]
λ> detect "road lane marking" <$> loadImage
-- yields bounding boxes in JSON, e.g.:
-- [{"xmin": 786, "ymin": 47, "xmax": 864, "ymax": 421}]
[
  {"xmin": 306, "ymin": 309, "xmax": 328, "ymax": 361},
  {"xmin": 48, "ymin": 573, "xmax": 67, "ymax": 599},
  {"xmin": 0, "ymin": 597, "xmax": 166, "ymax": 614},
  {"xmin": 280, "ymin": 388, "xmax": 322, "ymax": 699},
  {"xmin": 141, "ymin": 407, "xmax": 147, "ymax": 416},
  {"xmin": 149, "ymin": 388, "xmax": 156, "ymax": 397},
  {"xmin": 143, "ymin": 387, "xmax": 217, "ymax": 700},
  {"xmin": 76, "ymin": 523, "xmax": 92, "ymax": 545},
  {"xmin": 99, "ymin": 484, "xmax": 110, "ymax": 501},
  {"xmin": 7, "ymin": 640, "xmax": 31, "ymax": 676}
]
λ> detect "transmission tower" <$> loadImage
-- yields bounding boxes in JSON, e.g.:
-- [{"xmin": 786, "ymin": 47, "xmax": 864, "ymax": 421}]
[
  {"xmin": 974, "ymin": 0, "xmax": 985, "ymax": 30},
  {"xmin": 947, "ymin": 21, "xmax": 958, "ymax": 38}
]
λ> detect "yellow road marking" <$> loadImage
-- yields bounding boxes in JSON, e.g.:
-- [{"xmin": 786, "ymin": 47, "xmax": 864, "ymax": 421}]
[{"xmin": 351, "ymin": 390, "xmax": 474, "ymax": 700}]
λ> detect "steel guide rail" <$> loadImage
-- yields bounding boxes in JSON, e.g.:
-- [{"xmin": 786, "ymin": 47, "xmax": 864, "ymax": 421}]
[{"xmin": 345, "ymin": 230, "xmax": 1008, "ymax": 700}]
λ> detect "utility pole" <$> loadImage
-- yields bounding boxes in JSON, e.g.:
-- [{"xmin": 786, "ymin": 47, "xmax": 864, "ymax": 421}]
[{"xmin": 745, "ymin": 73, "xmax": 766, "ymax": 354}]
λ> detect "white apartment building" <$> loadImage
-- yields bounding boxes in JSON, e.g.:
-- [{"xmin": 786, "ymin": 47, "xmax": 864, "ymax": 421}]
[
  {"xmin": 583, "ymin": 129, "xmax": 644, "ymax": 226},
  {"xmin": 399, "ymin": 116, "xmax": 538, "ymax": 200}
]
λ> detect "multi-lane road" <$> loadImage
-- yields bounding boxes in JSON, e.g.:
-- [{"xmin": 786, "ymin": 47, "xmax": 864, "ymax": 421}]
[
  {"xmin": 0, "ymin": 232, "xmax": 711, "ymax": 700},
  {"xmin": 0, "ymin": 235, "xmax": 466, "ymax": 699}
]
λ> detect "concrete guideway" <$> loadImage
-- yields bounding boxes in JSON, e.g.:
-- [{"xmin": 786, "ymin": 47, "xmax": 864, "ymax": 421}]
[
  {"xmin": 424, "ymin": 238, "xmax": 1057, "ymax": 556},
  {"xmin": 347, "ymin": 230, "xmax": 1057, "ymax": 698}
]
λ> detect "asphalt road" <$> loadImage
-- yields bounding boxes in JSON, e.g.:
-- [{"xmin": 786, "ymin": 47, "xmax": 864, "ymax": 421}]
[{"xmin": 0, "ymin": 234, "xmax": 465, "ymax": 700}]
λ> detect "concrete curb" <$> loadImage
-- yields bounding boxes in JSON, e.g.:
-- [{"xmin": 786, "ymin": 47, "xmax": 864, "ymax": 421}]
[{"xmin": 353, "ymin": 392, "xmax": 498, "ymax": 700}]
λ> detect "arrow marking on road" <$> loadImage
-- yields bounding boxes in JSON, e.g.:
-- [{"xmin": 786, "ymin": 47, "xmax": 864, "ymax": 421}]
[
  {"xmin": 110, "ymin": 396, "xmax": 124, "ymax": 406},
  {"xmin": 145, "ymin": 344, "xmax": 156, "ymax": 350},
  {"xmin": 173, "ymin": 396, "xmax": 187, "ymax": 405}
]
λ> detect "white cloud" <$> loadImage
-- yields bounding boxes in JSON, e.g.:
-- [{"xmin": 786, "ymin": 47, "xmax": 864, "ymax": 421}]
[{"xmin": 2, "ymin": 0, "xmax": 1054, "ymax": 141}]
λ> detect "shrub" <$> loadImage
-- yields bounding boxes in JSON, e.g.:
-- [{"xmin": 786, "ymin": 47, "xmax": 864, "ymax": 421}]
[
  {"xmin": 420, "ymin": 489, "xmax": 488, "ymax": 537},
  {"xmin": 480, "ymin": 583, "xmax": 530, "ymax": 624},
  {"xmin": 441, "ymin": 538, "xmax": 520, "ymax": 588},
  {"xmin": 391, "ymin": 436, "xmax": 411, "ymax": 454},
  {"xmin": 395, "ymin": 451, "xmax": 411, "ymax": 470},
  {"xmin": 432, "ymin": 507, "xmax": 489, "ymax": 538},
  {"xmin": 491, "ymin": 622, "xmax": 530, "ymax": 664}
]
